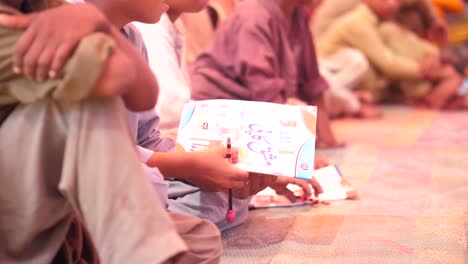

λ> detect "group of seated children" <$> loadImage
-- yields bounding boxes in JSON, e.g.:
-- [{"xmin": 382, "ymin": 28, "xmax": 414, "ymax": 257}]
[
  {"xmin": 314, "ymin": 0, "xmax": 468, "ymax": 111},
  {"xmin": 0, "ymin": 0, "xmax": 466, "ymax": 263}
]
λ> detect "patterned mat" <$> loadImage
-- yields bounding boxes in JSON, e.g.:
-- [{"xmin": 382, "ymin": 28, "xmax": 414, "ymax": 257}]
[{"xmin": 221, "ymin": 106, "xmax": 468, "ymax": 264}]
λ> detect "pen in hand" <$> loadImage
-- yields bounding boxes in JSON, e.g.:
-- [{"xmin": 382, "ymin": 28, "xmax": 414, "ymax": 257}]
[{"xmin": 226, "ymin": 137, "xmax": 235, "ymax": 223}]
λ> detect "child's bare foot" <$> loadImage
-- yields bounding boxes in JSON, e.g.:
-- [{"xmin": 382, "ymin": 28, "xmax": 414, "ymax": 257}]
[
  {"xmin": 424, "ymin": 86, "xmax": 456, "ymax": 109},
  {"xmin": 354, "ymin": 104, "xmax": 382, "ymax": 119},
  {"xmin": 312, "ymin": 96, "xmax": 345, "ymax": 149},
  {"xmin": 316, "ymin": 109, "xmax": 345, "ymax": 149},
  {"xmin": 445, "ymin": 95, "xmax": 468, "ymax": 110},
  {"xmin": 424, "ymin": 67, "xmax": 462, "ymax": 109},
  {"xmin": 314, "ymin": 155, "xmax": 329, "ymax": 169}
]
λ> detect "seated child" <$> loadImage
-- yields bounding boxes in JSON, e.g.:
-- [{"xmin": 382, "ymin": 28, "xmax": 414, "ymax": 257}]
[
  {"xmin": 191, "ymin": 0, "xmax": 343, "ymax": 149},
  {"xmin": 0, "ymin": 0, "xmax": 223, "ymax": 263},
  {"xmin": 136, "ymin": 0, "xmax": 241, "ymax": 130},
  {"xmin": 135, "ymin": 7, "xmax": 191, "ymax": 130},
  {"xmin": 312, "ymin": 0, "xmax": 445, "ymax": 42},
  {"xmin": 378, "ymin": 20, "xmax": 465, "ymax": 109},
  {"xmin": 317, "ymin": 0, "xmax": 463, "ymax": 109},
  {"xmin": 134, "ymin": 0, "xmax": 326, "ymax": 231}
]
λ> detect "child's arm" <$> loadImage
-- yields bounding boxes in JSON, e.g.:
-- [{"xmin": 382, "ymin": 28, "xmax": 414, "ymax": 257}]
[
  {"xmin": 0, "ymin": 4, "xmax": 158, "ymax": 111},
  {"xmin": 0, "ymin": 4, "xmax": 111, "ymax": 81},
  {"xmin": 146, "ymin": 148, "xmax": 249, "ymax": 192},
  {"xmin": 104, "ymin": 26, "xmax": 158, "ymax": 111}
]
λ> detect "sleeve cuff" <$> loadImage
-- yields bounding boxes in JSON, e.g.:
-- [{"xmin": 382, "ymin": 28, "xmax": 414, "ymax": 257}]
[{"xmin": 137, "ymin": 146, "xmax": 155, "ymax": 164}]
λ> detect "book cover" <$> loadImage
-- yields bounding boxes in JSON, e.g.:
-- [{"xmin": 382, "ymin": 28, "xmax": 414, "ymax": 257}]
[{"xmin": 176, "ymin": 99, "xmax": 317, "ymax": 180}]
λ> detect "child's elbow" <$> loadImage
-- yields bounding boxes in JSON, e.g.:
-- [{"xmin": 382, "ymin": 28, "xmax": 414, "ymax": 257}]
[{"xmin": 124, "ymin": 94, "xmax": 158, "ymax": 111}]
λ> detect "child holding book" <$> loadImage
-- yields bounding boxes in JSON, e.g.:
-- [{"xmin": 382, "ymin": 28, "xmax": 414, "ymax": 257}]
[
  {"xmin": 0, "ymin": 0, "xmax": 224, "ymax": 263},
  {"xmin": 132, "ymin": 0, "xmax": 326, "ymax": 231}
]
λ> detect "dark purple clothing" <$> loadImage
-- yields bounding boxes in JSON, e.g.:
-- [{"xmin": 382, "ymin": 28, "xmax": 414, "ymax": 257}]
[{"xmin": 190, "ymin": 0, "xmax": 328, "ymax": 104}]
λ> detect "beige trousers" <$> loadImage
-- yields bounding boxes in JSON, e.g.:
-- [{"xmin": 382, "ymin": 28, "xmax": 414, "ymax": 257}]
[
  {"xmin": 358, "ymin": 21, "xmax": 435, "ymax": 101},
  {"xmin": 320, "ymin": 48, "xmax": 369, "ymax": 116},
  {"xmin": 0, "ymin": 98, "xmax": 221, "ymax": 264}
]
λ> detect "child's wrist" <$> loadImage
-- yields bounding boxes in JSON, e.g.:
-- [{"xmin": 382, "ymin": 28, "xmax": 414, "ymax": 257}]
[{"xmin": 179, "ymin": 152, "xmax": 200, "ymax": 181}]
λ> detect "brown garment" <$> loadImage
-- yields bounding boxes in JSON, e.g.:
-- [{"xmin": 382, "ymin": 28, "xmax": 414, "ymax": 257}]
[
  {"xmin": 317, "ymin": 4, "xmax": 435, "ymax": 100},
  {"xmin": 312, "ymin": 0, "xmax": 439, "ymax": 39},
  {"xmin": 0, "ymin": 96, "xmax": 190, "ymax": 264},
  {"xmin": 52, "ymin": 217, "xmax": 99, "ymax": 264},
  {"xmin": 191, "ymin": 0, "xmax": 327, "ymax": 103},
  {"xmin": 0, "ymin": 3, "xmax": 194, "ymax": 264},
  {"xmin": 0, "ymin": 103, "xmax": 15, "ymax": 126},
  {"xmin": 0, "ymin": 18, "xmax": 113, "ymax": 104},
  {"xmin": 379, "ymin": 21, "xmax": 437, "ymax": 98}
]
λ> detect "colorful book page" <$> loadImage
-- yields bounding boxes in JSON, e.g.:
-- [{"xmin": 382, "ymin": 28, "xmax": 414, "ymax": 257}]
[{"xmin": 177, "ymin": 99, "xmax": 317, "ymax": 180}]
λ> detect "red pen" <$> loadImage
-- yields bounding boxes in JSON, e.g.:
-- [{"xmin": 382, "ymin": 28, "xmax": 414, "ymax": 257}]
[{"xmin": 225, "ymin": 137, "xmax": 235, "ymax": 223}]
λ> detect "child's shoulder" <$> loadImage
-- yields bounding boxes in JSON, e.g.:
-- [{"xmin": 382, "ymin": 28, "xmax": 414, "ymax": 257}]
[{"xmin": 225, "ymin": 1, "xmax": 284, "ymax": 34}]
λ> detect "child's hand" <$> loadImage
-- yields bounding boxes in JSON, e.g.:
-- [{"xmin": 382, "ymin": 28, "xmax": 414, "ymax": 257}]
[
  {"xmin": 232, "ymin": 173, "xmax": 274, "ymax": 199},
  {"xmin": 421, "ymin": 54, "xmax": 442, "ymax": 81},
  {"xmin": 185, "ymin": 147, "xmax": 248, "ymax": 192},
  {"xmin": 0, "ymin": 3, "xmax": 111, "ymax": 82},
  {"xmin": 270, "ymin": 176, "xmax": 323, "ymax": 202},
  {"xmin": 428, "ymin": 19, "xmax": 449, "ymax": 45},
  {"xmin": 231, "ymin": 173, "xmax": 324, "ymax": 201}
]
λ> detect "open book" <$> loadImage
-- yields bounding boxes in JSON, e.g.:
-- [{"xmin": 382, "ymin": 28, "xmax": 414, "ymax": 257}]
[
  {"xmin": 176, "ymin": 99, "xmax": 317, "ymax": 180},
  {"xmin": 250, "ymin": 165, "xmax": 358, "ymax": 209}
]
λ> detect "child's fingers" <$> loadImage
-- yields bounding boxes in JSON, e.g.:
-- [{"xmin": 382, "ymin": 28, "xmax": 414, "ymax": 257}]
[
  {"xmin": 230, "ymin": 166, "xmax": 249, "ymax": 181},
  {"xmin": 227, "ymin": 172, "xmax": 250, "ymax": 190},
  {"xmin": 13, "ymin": 24, "xmax": 39, "ymax": 74},
  {"xmin": 310, "ymin": 177, "xmax": 323, "ymax": 195},
  {"xmin": 36, "ymin": 45, "xmax": 57, "ymax": 82},
  {"xmin": 22, "ymin": 34, "xmax": 47, "ymax": 80},
  {"xmin": 230, "ymin": 180, "xmax": 247, "ymax": 190},
  {"xmin": 289, "ymin": 179, "xmax": 311, "ymax": 199},
  {"xmin": 231, "ymin": 188, "xmax": 250, "ymax": 199},
  {"xmin": 49, "ymin": 41, "xmax": 78, "ymax": 78},
  {"xmin": 0, "ymin": 13, "xmax": 36, "ymax": 29},
  {"xmin": 231, "ymin": 147, "xmax": 239, "ymax": 163},
  {"xmin": 278, "ymin": 188, "xmax": 297, "ymax": 203}
]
